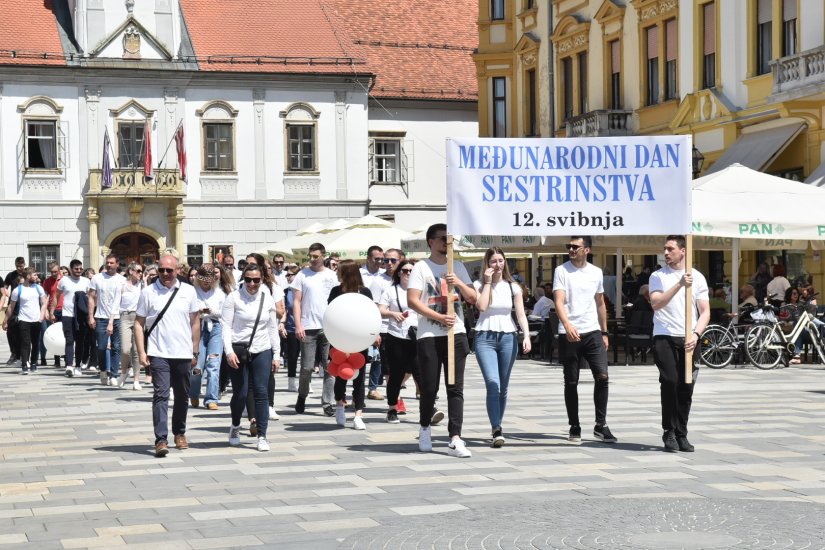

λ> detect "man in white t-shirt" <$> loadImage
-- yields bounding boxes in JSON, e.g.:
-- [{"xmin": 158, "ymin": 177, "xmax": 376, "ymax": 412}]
[
  {"xmin": 367, "ymin": 247, "xmax": 403, "ymax": 400},
  {"xmin": 649, "ymin": 235, "xmax": 710, "ymax": 453},
  {"xmin": 271, "ymin": 254, "xmax": 288, "ymax": 289},
  {"xmin": 52, "ymin": 259, "xmax": 90, "ymax": 377},
  {"xmin": 2, "ymin": 267, "xmax": 47, "ymax": 374},
  {"xmin": 134, "ymin": 255, "xmax": 201, "ymax": 458},
  {"xmin": 88, "ymin": 254, "xmax": 125, "ymax": 385},
  {"xmin": 360, "ymin": 246, "xmax": 386, "ymax": 398},
  {"xmin": 291, "ymin": 242, "xmax": 339, "ymax": 415},
  {"xmin": 553, "ymin": 236, "xmax": 616, "ymax": 444},
  {"xmin": 408, "ymin": 224, "xmax": 477, "ymax": 458}
]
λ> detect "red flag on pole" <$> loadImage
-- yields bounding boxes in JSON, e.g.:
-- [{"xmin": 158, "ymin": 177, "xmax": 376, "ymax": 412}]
[
  {"xmin": 143, "ymin": 119, "xmax": 153, "ymax": 181},
  {"xmin": 174, "ymin": 124, "xmax": 187, "ymax": 182}
]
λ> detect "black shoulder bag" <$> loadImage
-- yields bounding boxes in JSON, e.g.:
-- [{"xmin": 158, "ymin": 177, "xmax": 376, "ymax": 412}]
[
  {"xmin": 143, "ymin": 285, "xmax": 179, "ymax": 352},
  {"xmin": 232, "ymin": 293, "xmax": 264, "ymax": 365},
  {"xmin": 508, "ymin": 282, "xmax": 526, "ymax": 344},
  {"xmin": 395, "ymin": 285, "xmax": 416, "ymax": 341}
]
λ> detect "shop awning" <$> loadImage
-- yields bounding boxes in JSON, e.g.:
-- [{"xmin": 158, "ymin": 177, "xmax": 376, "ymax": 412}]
[{"xmin": 707, "ymin": 119, "xmax": 806, "ymax": 174}]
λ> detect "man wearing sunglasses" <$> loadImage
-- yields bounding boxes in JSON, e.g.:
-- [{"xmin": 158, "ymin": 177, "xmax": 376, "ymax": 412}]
[
  {"xmin": 52, "ymin": 259, "xmax": 90, "ymax": 376},
  {"xmin": 366, "ymin": 248, "xmax": 404, "ymax": 400},
  {"xmin": 134, "ymin": 255, "xmax": 201, "ymax": 458},
  {"xmin": 553, "ymin": 236, "xmax": 616, "ymax": 444},
  {"xmin": 271, "ymin": 254, "xmax": 288, "ymax": 288}
]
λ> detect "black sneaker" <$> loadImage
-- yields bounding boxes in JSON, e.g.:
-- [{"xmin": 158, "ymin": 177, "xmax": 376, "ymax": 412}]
[
  {"xmin": 676, "ymin": 436, "xmax": 695, "ymax": 452},
  {"xmin": 568, "ymin": 425, "xmax": 581, "ymax": 442},
  {"xmin": 386, "ymin": 409, "xmax": 400, "ymax": 424},
  {"xmin": 431, "ymin": 409, "xmax": 445, "ymax": 425},
  {"xmin": 594, "ymin": 425, "xmax": 617, "ymax": 443},
  {"xmin": 492, "ymin": 427, "xmax": 505, "ymax": 448},
  {"xmin": 294, "ymin": 395, "xmax": 306, "ymax": 414},
  {"xmin": 323, "ymin": 404, "xmax": 335, "ymax": 417},
  {"xmin": 39, "ymin": 358, "xmax": 47, "ymax": 367},
  {"xmin": 20, "ymin": 365, "xmax": 29, "ymax": 375},
  {"xmin": 662, "ymin": 430, "xmax": 678, "ymax": 452}
]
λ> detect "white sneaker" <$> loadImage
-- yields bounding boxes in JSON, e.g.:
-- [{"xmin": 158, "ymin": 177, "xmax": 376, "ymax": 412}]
[
  {"xmin": 419, "ymin": 426, "xmax": 433, "ymax": 452},
  {"xmin": 353, "ymin": 416, "xmax": 366, "ymax": 430},
  {"xmin": 118, "ymin": 373, "xmax": 128, "ymax": 388},
  {"xmin": 308, "ymin": 382, "xmax": 314, "ymax": 394},
  {"xmin": 228, "ymin": 425, "xmax": 241, "ymax": 446},
  {"xmin": 65, "ymin": 366, "xmax": 74, "ymax": 377},
  {"xmin": 99, "ymin": 371, "xmax": 108, "ymax": 385},
  {"xmin": 335, "ymin": 405, "xmax": 346, "ymax": 427},
  {"xmin": 257, "ymin": 436, "xmax": 270, "ymax": 452},
  {"xmin": 73, "ymin": 367, "xmax": 83, "ymax": 377},
  {"xmin": 268, "ymin": 406, "xmax": 279, "ymax": 420},
  {"xmin": 448, "ymin": 438, "xmax": 472, "ymax": 458},
  {"xmin": 132, "ymin": 380, "xmax": 141, "ymax": 391},
  {"xmin": 109, "ymin": 376, "xmax": 119, "ymax": 387},
  {"xmin": 287, "ymin": 377, "xmax": 298, "ymax": 392}
]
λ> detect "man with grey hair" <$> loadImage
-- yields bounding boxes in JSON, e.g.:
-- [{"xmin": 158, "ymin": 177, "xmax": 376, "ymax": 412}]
[{"xmin": 134, "ymin": 254, "xmax": 201, "ymax": 458}]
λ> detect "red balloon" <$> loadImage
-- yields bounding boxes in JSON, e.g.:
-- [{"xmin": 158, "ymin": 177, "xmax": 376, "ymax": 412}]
[
  {"xmin": 346, "ymin": 353, "xmax": 366, "ymax": 369},
  {"xmin": 330, "ymin": 348, "xmax": 347, "ymax": 365},
  {"xmin": 327, "ymin": 362, "xmax": 340, "ymax": 377},
  {"xmin": 339, "ymin": 366, "xmax": 355, "ymax": 380}
]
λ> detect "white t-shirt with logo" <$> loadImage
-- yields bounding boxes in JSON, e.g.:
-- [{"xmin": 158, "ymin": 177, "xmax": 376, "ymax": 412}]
[
  {"xmin": 473, "ymin": 280, "xmax": 519, "ymax": 333},
  {"xmin": 379, "ymin": 283, "xmax": 418, "ymax": 340},
  {"xmin": 90, "ymin": 272, "xmax": 125, "ymax": 319},
  {"xmin": 136, "ymin": 280, "xmax": 199, "ymax": 359},
  {"xmin": 290, "ymin": 268, "xmax": 339, "ymax": 330},
  {"xmin": 553, "ymin": 261, "xmax": 604, "ymax": 335},
  {"xmin": 649, "ymin": 266, "xmax": 710, "ymax": 337},
  {"xmin": 407, "ymin": 259, "xmax": 472, "ymax": 339},
  {"xmin": 11, "ymin": 285, "xmax": 45, "ymax": 323},
  {"xmin": 56, "ymin": 276, "xmax": 90, "ymax": 318},
  {"xmin": 370, "ymin": 273, "xmax": 393, "ymax": 333}
]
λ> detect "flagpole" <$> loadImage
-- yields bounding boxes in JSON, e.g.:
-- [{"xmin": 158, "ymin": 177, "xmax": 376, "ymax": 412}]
[{"xmin": 157, "ymin": 120, "xmax": 183, "ymax": 170}]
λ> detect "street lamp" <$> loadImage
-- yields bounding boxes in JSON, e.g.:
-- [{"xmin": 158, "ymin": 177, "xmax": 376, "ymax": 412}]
[{"xmin": 692, "ymin": 145, "xmax": 705, "ymax": 178}]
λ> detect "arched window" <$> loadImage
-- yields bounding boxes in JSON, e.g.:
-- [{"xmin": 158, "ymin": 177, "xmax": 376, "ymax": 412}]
[
  {"xmin": 17, "ymin": 96, "xmax": 65, "ymax": 171},
  {"xmin": 196, "ymin": 101, "xmax": 238, "ymax": 172},
  {"xmin": 280, "ymin": 103, "xmax": 320, "ymax": 173}
]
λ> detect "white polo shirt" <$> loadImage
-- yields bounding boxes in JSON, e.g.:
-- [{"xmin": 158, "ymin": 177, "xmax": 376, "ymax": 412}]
[
  {"xmin": 136, "ymin": 279, "xmax": 199, "ymax": 359},
  {"xmin": 89, "ymin": 272, "xmax": 125, "ymax": 320}
]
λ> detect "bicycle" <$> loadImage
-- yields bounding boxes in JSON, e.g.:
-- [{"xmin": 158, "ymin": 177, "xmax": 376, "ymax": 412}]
[
  {"xmin": 745, "ymin": 298, "xmax": 825, "ymax": 369},
  {"xmin": 698, "ymin": 305, "xmax": 760, "ymax": 369}
]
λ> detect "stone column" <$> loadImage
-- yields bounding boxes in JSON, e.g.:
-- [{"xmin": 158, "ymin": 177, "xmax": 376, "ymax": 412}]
[
  {"xmin": 253, "ymin": 89, "xmax": 267, "ymax": 200},
  {"xmin": 163, "ymin": 88, "xmax": 178, "ymax": 170},
  {"xmin": 85, "ymin": 87, "xmax": 101, "ymax": 170},
  {"xmin": 88, "ymin": 199, "xmax": 100, "ymax": 268},
  {"xmin": 168, "ymin": 199, "xmax": 185, "ymax": 256},
  {"xmin": 334, "ymin": 91, "xmax": 348, "ymax": 200}
]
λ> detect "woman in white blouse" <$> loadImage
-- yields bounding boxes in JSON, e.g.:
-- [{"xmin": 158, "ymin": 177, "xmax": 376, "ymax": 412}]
[
  {"xmin": 189, "ymin": 264, "xmax": 230, "ymax": 409},
  {"xmin": 222, "ymin": 264, "xmax": 281, "ymax": 452},
  {"xmin": 474, "ymin": 247, "xmax": 530, "ymax": 448},
  {"xmin": 118, "ymin": 263, "xmax": 144, "ymax": 389}
]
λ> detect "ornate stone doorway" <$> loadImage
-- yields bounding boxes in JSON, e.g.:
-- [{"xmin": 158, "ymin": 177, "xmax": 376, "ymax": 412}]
[{"xmin": 109, "ymin": 232, "xmax": 159, "ymax": 266}]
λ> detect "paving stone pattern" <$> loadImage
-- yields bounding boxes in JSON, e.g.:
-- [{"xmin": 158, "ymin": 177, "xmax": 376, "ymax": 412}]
[{"xmin": 2, "ymin": 339, "xmax": 825, "ymax": 549}]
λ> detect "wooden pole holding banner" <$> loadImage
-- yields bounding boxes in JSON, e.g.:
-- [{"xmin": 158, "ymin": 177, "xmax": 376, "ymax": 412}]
[
  {"xmin": 446, "ymin": 235, "xmax": 456, "ymax": 385},
  {"xmin": 684, "ymin": 234, "xmax": 694, "ymax": 384}
]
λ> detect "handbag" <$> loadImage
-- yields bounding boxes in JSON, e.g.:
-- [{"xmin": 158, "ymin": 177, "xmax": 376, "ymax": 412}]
[
  {"xmin": 143, "ymin": 285, "xmax": 179, "ymax": 351},
  {"xmin": 508, "ymin": 282, "xmax": 526, "ymax": 344},
  {"xmin": 395, "ymin": 286, "xmax": 417, "ymax": 341},
  {"xmin": 232, "ymin": 292, "xmax": 264, "ymax": 365}
]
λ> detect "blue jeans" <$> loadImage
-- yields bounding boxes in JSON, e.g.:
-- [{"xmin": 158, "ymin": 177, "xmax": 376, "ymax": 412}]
[
  {"xmin": 474, "ymin": 331, "xmax": 518, "ymax": 429},
  {"xmin": 189, "ymin": 321, "xmax": 223, "ymax": 404},
  {"xmin": 368, "ymin": 344, "xmax": 383, "ymax": 391},
  {"xmin": 95, "ymin": 319, "xmax": 121, "ymax": 376},
  {"xmin": 229, "ymin": 349, "xmax": 272, "ymax": 438}
]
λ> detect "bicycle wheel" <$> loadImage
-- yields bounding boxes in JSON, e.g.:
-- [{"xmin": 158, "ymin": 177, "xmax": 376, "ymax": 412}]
[
  {"xmin": 697, "ymin": 325, "xmax": 735, "ymax": 368},
  {"xmin": 745, "ymin": 323, "xmax": 783, "ymax": 370}
]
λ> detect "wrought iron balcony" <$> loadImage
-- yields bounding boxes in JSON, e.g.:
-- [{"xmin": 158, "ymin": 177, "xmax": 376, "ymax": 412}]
[
  {"xmin": 770, "ymin": 45, "xmax": 825, "ymax": 98},
  {"xmin": 565, "ymin": 109, "xmax": 634, "ymax": 138},
  {"xmin": 87, "ymin": 168, "xmax": 186, "ymax": 198}
]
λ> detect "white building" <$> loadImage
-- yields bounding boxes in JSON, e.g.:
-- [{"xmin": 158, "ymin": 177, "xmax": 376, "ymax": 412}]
[{"xmin": 0, "ymin": 0, "xmax": 478, "ymax": 272}]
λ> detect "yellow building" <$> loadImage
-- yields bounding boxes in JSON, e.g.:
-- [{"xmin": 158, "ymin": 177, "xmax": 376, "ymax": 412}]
[{"xmin": 475, "ymin": 0, "xmax": 825, "ymax": 294}]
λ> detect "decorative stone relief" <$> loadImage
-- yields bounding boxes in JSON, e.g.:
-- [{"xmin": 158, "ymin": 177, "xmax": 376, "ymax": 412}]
[
  {"xmin": 22, "ymin": 176, "xmax": 63, "ymax": 198},
  {"xmin": 200, "ymin": 177, "xmax": 238, "ymax": 198},
  {"xmin": 283, "ymin": 178, "xmax": 320, "ymax": 198},
  {"xmin": 123, "ymin": 25, "xmax": 141, "ymax": 59}
]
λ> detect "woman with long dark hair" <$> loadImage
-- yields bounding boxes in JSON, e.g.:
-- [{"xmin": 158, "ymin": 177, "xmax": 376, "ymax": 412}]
[
  {"xmin": 118, "ymin": 262, "xmax": 144, "ymax": 389},
  {"xmin": 189, "ymin": 264, "xmax": 228, "ymax": 409},
  {"xmin": 473, "ymin": 247, "xmax": 530, "ymax": 447},
  {"xmin": 329, "ymin": 260, "xmax": 373, "ymax": 430}
]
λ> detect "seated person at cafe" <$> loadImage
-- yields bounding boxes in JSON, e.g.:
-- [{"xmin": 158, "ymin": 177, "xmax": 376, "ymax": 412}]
[
  {"xmin": 531, "ymin": 287, "xmax": 555, "ymax": 319},
  {"xmin": 630, "ymin": 284, "xmax": 653, "ymax": 313}
]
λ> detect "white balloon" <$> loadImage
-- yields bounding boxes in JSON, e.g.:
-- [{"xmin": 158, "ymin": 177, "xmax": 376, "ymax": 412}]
[
  {"xmin": 323, "ymin": 292, "xmax": 382, "ymax": 353},
  {"xmin": 43, "ymin": 323, "xmax": 65, "ymax": 356}
]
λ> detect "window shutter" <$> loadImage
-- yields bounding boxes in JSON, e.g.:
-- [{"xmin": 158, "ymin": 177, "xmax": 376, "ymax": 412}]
[
  {"xmin": 611, "ymin": 40, "xmax": 620, "ymax": 74},
  {"xmin": 647, "ymin": 26, "xmax": 659, "ymax": 59},
  {"xmin": 783, "ymin": 0, "xmax": 796, "ymax": 21},
  {"xmin": 58, "ymin": 121, "xmax": 69, "ymax": 169},
  {"xmin": 17, "ymin": 129, "xmax": 26, "ymax": 172},
  {"xmin": 368, "ymin": 138, "xmax": 375, "ymax": 182},
  {"xmin": 703, "ymin": 3, "xmax": 716, "ymax": 55},
  {"xmin": 402, "ymin": 139, "xmax": 414, "ymax": 183},
  {"xmin": 665, "ymin": 19, "xmax": 677, "ymax": 62},
  {"xmin": 758, "ymin": 0, "xmax": 772, "ymax": 24}
]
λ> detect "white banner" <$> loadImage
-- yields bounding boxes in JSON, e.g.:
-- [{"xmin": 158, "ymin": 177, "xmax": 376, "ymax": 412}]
[{"xmin": 446, "ymin": 136, "xmax": 692, "ymax": 236}]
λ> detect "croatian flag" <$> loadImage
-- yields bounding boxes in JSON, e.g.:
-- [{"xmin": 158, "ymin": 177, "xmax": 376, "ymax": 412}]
[
  {"xmin": 102, "ymin": 128, "xmax": 113, "ymax": 188},
  {"xmin": 143, "ymin": 119, "xmax": 153, "ymax": 181},
  {"xmin": 174, "ymin": 124, "xmax": 187, "ymax": 182}
]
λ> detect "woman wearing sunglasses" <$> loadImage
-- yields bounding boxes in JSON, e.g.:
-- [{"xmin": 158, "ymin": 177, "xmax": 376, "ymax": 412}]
[
  {"xmin": 329, "ymin": 260, "xmax": 374, "ymax": 430},
  {"xmin": 117, "ymin": 263, "xmax": 145, "ymax": 389},
  {"xmin": 222, "ymin": 264, "xmax": 281, "ymax": 451},
  {"xmin": 473, "ymin": 247, "xmax": 531, "ymax": 447},
  {"xmin": 378, "ymin": 259, "xmax": 421, "ymax": 424},
  {"xmin": 188, "ymin": 264, "xmax": 230, "ymax": 410}
]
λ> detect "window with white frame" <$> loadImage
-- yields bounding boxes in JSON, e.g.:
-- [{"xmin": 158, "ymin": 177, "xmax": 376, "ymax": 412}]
[
  {"xmin": 25, "ymin": 120, "xmax": 58, "ymax": 170},
  {"xmin": 117, "ymin": 120, "xmax": 146, "ymax": 168},
  {"xmin": 369, "ymin": 132, "xmax": 412, "ymax": 186},
  {"xmin": 281, "ymin": 103, "xmax": 319, "ymax": 173},
  {"xmin": 196, "ymin": 101, "xmax": 238, "ymax": 173},
  {"xmin": 18, "ymin": 96, "xmax": 66, "ymax": 172},
  {"xmin": 28, "ymin": 244, "xmax": 59, "ymax": 275}
]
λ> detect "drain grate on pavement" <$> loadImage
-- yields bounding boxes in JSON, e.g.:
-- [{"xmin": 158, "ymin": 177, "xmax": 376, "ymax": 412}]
[{"xmin": 339, "ymin": 497, "xmax": 825, "ymax": 549}]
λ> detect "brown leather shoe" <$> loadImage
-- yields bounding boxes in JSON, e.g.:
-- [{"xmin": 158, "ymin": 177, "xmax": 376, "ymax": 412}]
[
  {"xmin": 207, "ymin": 402, "xmax": 219, "ymax": 410},
  {"xmin": 154, "ymin": 440, "xmax": 169, "ymax": 458},
  {"xmin": 190, "ymin": 398, "xmax": 199, "ymax": 408},
  {"xmin": 174, "ymin": 434, "xmax": 189, "ymax": 449}
]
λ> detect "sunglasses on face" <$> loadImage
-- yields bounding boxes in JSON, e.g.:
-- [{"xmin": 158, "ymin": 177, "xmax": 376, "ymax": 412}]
[
  {"xmin": 382, "ymin": 258, "xmax": 399, "ymax": 264},
  {"xmin": 272, "ymin": 261, "xmax": 284, "ymax": 265},
  {"xmin": 400, "ymin": 269, "xmax": 413, "ymax": 274},
  {"xmin": 244, "ymin": 277, "xmax": 261, "ymax": 284},
  {"xmin": 158, "ymin": 268, "xmax": 175, "ymax": 274},
  {"xmin": 134, "ymin": 269, "xmax": 143, "ymax": 274},
  {"xmin": 566, "ymin": 244, "xmax": 584, "ymax": 251}
]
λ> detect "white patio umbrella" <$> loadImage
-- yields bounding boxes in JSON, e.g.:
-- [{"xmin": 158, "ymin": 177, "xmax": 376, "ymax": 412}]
[{"xmin": 316, "ymin": 226, "xmax": 414, "ymax": 260}]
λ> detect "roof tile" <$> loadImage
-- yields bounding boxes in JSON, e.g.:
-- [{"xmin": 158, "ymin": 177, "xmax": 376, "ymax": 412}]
[{"xmin": 0, "ymin": 0, "xmax": 66, "ymax": 66}]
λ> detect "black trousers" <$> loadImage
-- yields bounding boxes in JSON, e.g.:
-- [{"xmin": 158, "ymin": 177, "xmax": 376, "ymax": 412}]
[
  {"xmin": 334, "ymin": 362, "xmax": 366, "ymax": 412},
  {"xmin": 18, "ymin": 321, "xmax": 41, "ymax": 369},
  {"xmin": 417, "ymin": 334, "xmax": 469, "ymax": 437},
  {"xmin": 653, "ymin": 335, "xmax": 698, "ymax": 437},
  {"xmin": 558, "ymin": 330, "xmax": 609, "ymax": 427},
  {"xmin": 384, "ymin": 334, "xmax": 421, "ymax": 407},
  {"xmin": 285, "ymin": 332, "xmax": 300, "ymax": 378}
]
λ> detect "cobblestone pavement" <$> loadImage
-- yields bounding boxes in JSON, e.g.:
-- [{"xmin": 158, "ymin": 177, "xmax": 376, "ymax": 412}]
[{"xmin": 2, "ymin": 339, "xmax": 825, "ymax": 549}]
